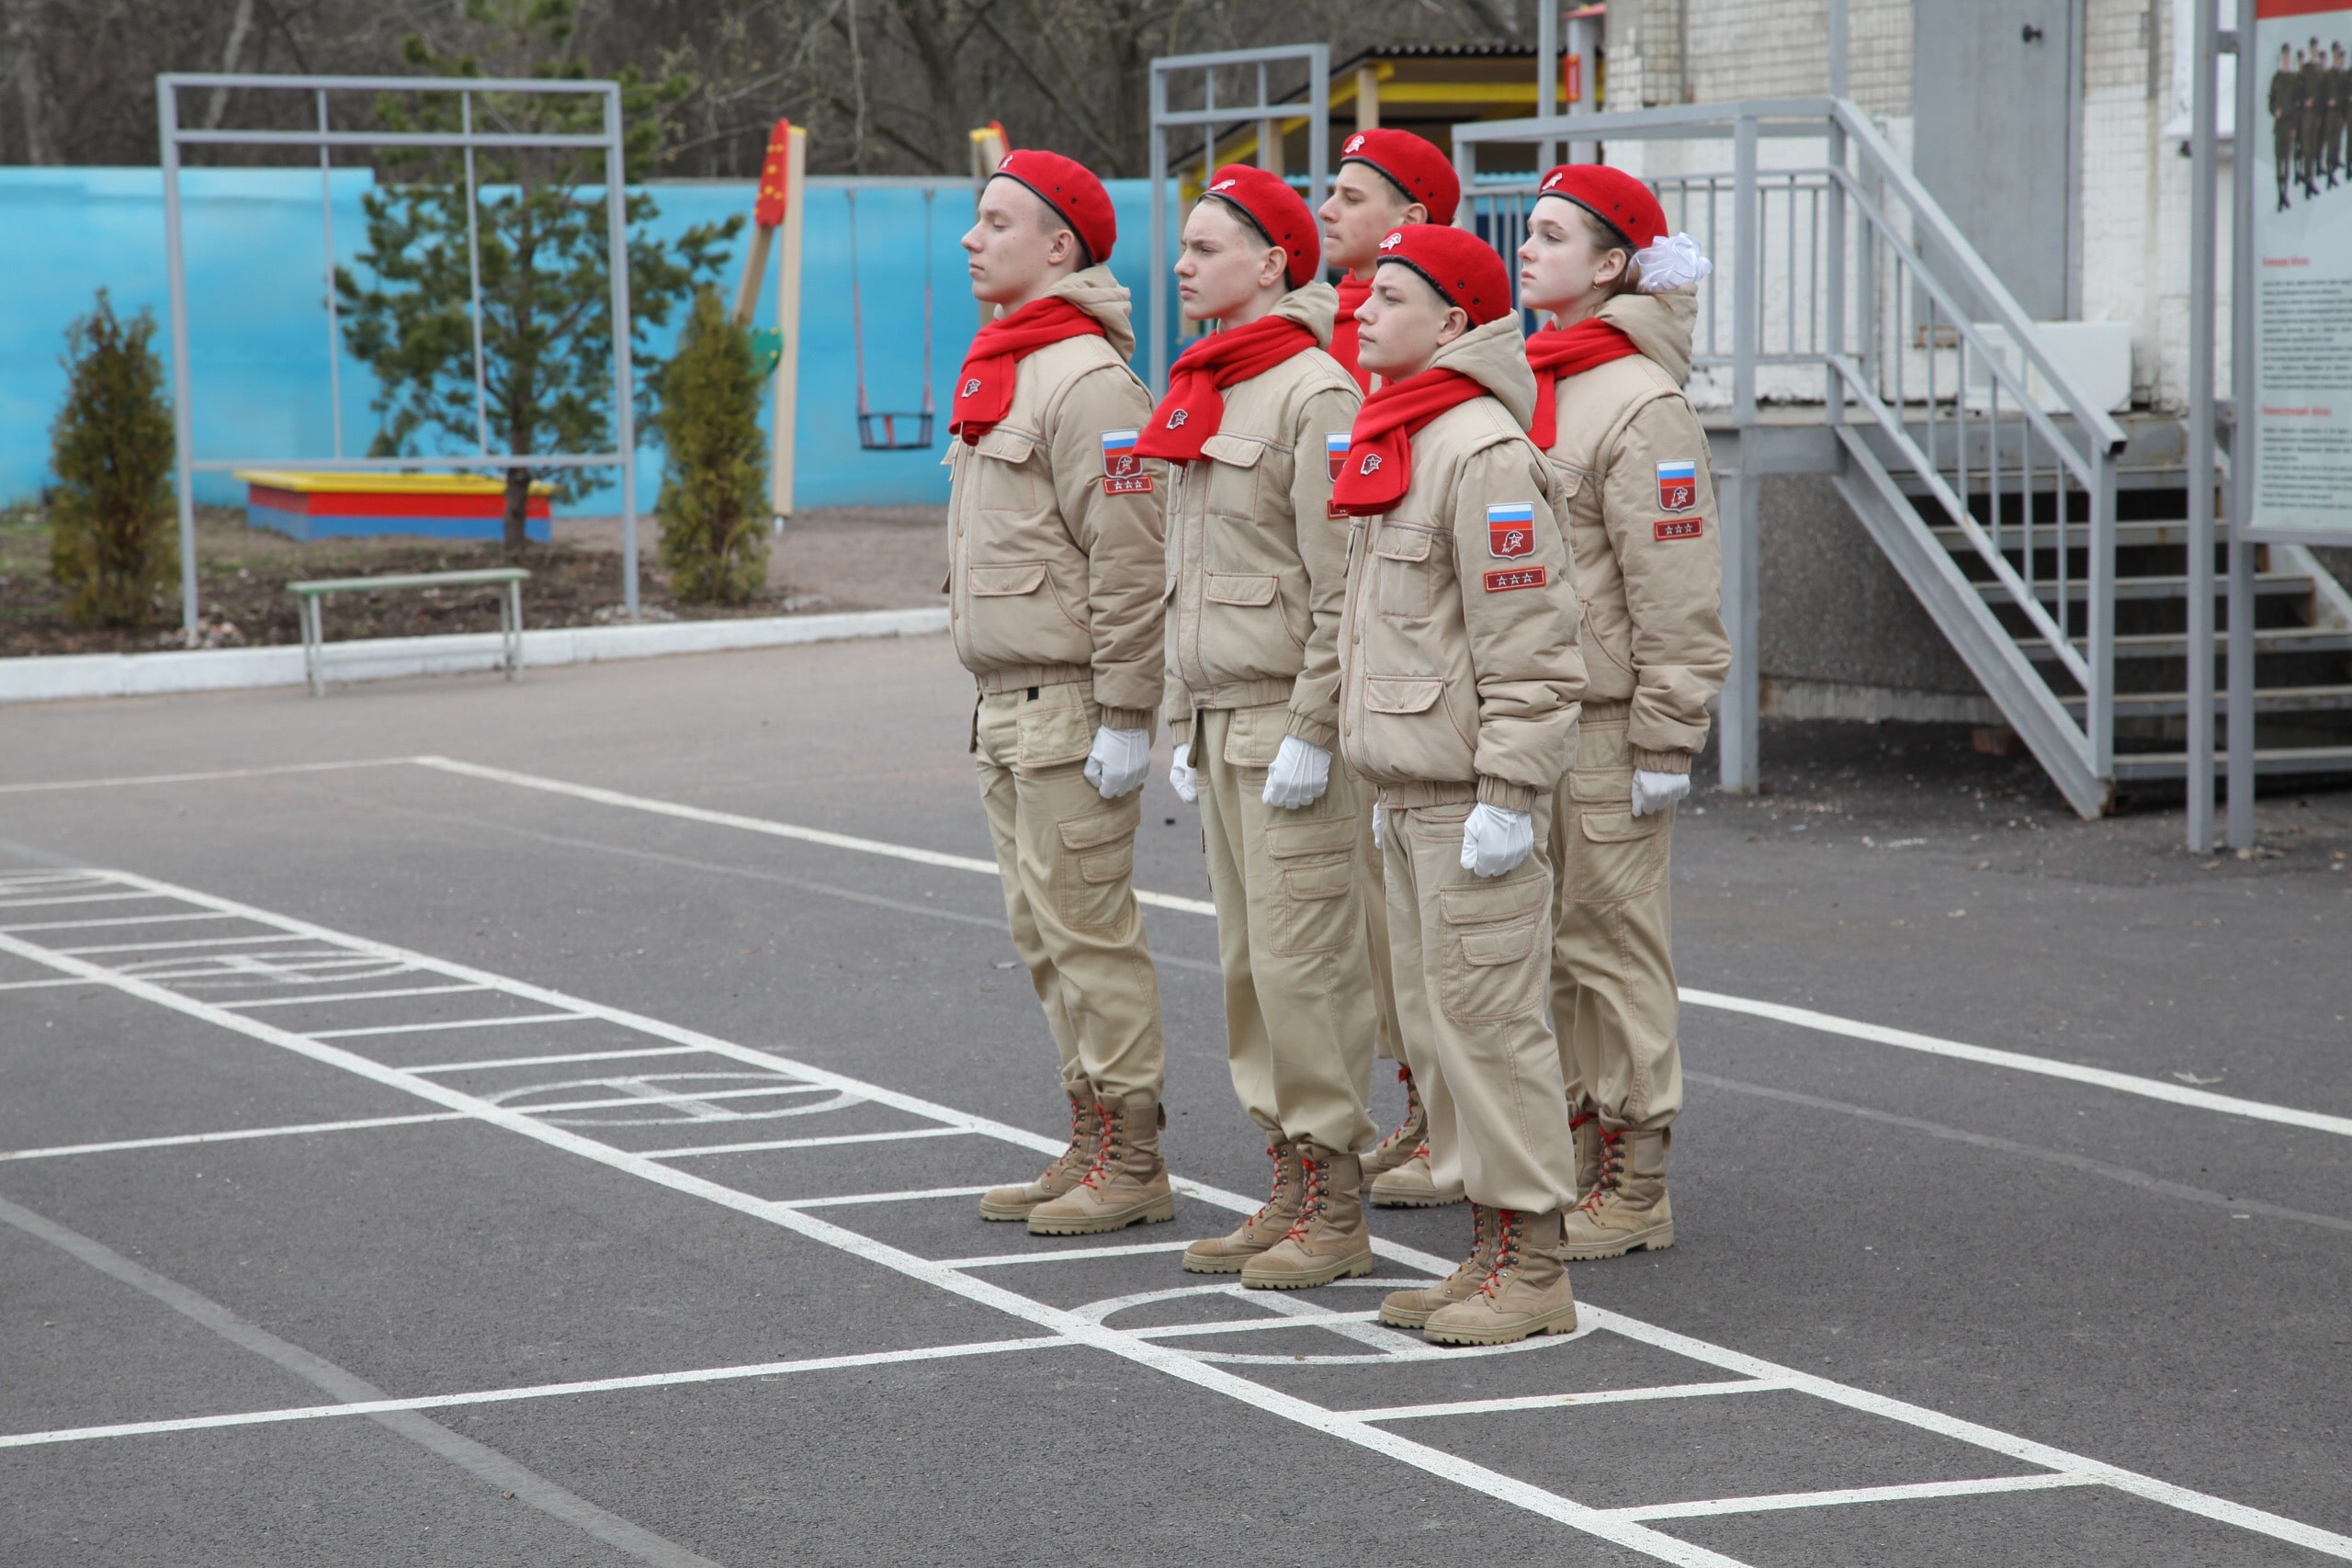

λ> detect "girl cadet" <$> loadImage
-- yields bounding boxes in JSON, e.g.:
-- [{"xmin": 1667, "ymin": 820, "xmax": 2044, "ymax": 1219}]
[
  {"xmin": 1144, "ymin": 165, "xmax": 1381, "ymax": 1291},
  {"xmin": 1516, "ymin": 164, "xmax": 1728, "ymax": 1261},
  {"xmin": 1311, "ymin": 126, "xmax": 1468, "ymax": 1213},
  {"xmin": 951, "ymin": 150, "xmax": 1173, "ymax": 1239},
  {"xmin": 1331, "ymin": 224, "xmax": 1589, "ymax": 1346}
]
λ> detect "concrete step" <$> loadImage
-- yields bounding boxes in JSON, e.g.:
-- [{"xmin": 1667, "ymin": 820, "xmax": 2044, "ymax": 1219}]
[
  {"xmin": 2112, "ymin": 744, "xmax": 2352, "ymax": 781},
  {"xmin": 2018, "ymin": 626, "xmax": 2352, "ymax": 662},
  {"xmin": 2057, "ymin": 682, "xmax": 2352, "ymax": 718}
]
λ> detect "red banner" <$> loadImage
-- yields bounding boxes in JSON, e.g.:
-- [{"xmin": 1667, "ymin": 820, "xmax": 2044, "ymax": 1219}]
[{"xmin": 753, "ymin": 119, "xmax": 794, "ymax": 228}]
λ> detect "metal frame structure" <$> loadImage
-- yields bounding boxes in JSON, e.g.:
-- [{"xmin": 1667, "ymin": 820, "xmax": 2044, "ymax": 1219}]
[
  {"xmin": 155, "ymin": 73, "xmax": 643, "ymax": 635},
  {"xmin": 1147, "ymin": 46, "xmax": 1329, "ymax": 392},
  {"xmin": 1453, "ymin": 93, "xmax": 2127, "ymax": 815}
]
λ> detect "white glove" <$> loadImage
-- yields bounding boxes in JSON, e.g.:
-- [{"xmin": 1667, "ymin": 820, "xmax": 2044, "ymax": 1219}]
[
  {"xmin": 1634, "ymin": 231, "xmax": 1713, "ymax": 293},
  {"xmin": 1631, "ymin": 769, "xmax": 1690, "ymax": 818},
  {"xmin": 1168, "ymin": 742, "xmax": 1200, "ymax": 804},
  {"xmin": 1371, "ymin": 804, "xmax": 1385, "ymax": 849},
  {"xmin": 1261, "ymin": 735, "xmax": 1332, "ymax": 809},
  {"xmin": 1460, "ymin": 803, "xmax": 1535, "ymax": 878},
  {"xmin": 1083, "ymin": 726, "xmax": 1152, "ymax": 800}
]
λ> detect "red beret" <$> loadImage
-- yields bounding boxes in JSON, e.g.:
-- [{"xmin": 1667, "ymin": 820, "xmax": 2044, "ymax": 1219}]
[
  {"xmin": 1338, "ymin": 128, "xmax": 1461, "ymax": 226},
  {"xmin": 1535, "ymin": 164, "xmax": 1668, "ymax": 254},
  {"xmin": 1373, "ymin": 225, "xmax": 1512, "ymax": 326},
  {"xmin": 993, "ymin": 149, "xmax": 1117, "ymax": 265},
  {"xmin": 1199, "ymin": 164, "xmax": 1319, "ymax": 288}
]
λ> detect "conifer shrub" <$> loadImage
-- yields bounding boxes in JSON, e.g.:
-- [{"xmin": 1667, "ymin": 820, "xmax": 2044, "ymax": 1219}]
[
  {"xmin": 49, "ymin": 290, "xmax": 177, "ymax": 629},
  {"xmin": 655, "ymin": 287, "xmax": 770, "ymax": 605}
]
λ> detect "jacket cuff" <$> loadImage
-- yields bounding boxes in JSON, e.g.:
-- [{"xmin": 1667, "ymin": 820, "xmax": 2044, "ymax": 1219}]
[
  {"xmin": 1283, "ymin": 711, "xmax": 1339, "ymax": 750},
  {"xmin": 1098, "ymin": 705, "xmax": 1157, "ymax": 736},
  {"xmin": 1629, "ymin": 746, "xmax": 1693, "ymax": 775},
  {"xmin": 1476, "ymin": 776, "xmax": 1538, "ymax": 813}
]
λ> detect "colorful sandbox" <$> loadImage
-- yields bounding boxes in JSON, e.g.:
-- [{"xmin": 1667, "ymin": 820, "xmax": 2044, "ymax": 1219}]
[{"xmin": 236, "ymin": 471, "xmax": 554, "ymax": 543}]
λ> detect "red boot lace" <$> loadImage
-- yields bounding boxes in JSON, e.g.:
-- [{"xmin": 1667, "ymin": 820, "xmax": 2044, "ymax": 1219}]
[
  {"xmin": 1477, "ymin": 1209, "xmax": 1524, "ymax": 1296},
  {"xmin": 1250, "ymin": 1148, "xmax": 1293, "ymax": 1225},
  {"xmin": 1280, "ymin": 1154, "xmax": 1327, "ymax": 1243},
  {"xmin": 1576, "ymin": 1127, "xmax": 1624, "ymax": 1215},
  {"xmin": 1446, "ymin": 1202, "xmax": 1490, "ymax": 1287},
  {"xmin": 1078, "ymin": 1100, "xmax": 1119, "ymax": 1190}
]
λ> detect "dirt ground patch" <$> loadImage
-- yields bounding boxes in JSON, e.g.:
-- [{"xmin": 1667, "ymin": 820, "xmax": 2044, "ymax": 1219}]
[{"xmin": 0, "ymin": 503, "xmax": 947, "ymax": 656}]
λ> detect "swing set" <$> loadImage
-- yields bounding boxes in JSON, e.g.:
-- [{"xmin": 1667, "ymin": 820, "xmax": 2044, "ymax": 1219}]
[{"xmin": 843, "ymin": 187, "xmax": 935, "ymax": 451}]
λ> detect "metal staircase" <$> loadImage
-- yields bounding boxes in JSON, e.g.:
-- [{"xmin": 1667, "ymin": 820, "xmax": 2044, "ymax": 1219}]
[{"xmin": 1450, "ymin": 96, "xmax": 2352, "ymax": 818}]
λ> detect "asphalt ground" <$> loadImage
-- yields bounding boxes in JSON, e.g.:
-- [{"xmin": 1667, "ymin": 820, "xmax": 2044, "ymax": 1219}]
[{"xmin": 0, "ymin": 631, "xmax": 2346, "ymax": 1567}]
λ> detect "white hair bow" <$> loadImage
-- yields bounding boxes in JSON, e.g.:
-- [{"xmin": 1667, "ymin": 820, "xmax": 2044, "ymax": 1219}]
[{"xmin": 1635, "ymin": 232, "xmax": 1712, "ymax": 293}]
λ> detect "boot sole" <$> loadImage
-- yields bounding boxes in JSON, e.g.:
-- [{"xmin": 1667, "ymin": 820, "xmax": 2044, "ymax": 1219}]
[
  {"xmin": 1180, "ymin": 1248, "xmax": 1261, "ymax": 1274},
  {"xmin": 977, "ymin": 1200, "xmax": 1045, "ymax": 1222},
  {"xmin": 1368, "ymin": 1188, "xmax": 1464, "ymax": 1209},
  {"xmin": 1376, "ymin": 1299, "xmax": 1457, "ymax": 1329},
  {"xmin": 1558, "ymin": 1225, "xmax": 1674, "ymax": 1261},
  {"xmin": 1421, "ymin": 1304, "xmax": 1579, "ymax": 1347},
  {"xmin": 1239, "ymin": 1252, "xmax": 1375, "ymax": 1291},
  {"xmin": 1024, "ymin": 1194, "xmax": 1177, "ymax": 1236}
]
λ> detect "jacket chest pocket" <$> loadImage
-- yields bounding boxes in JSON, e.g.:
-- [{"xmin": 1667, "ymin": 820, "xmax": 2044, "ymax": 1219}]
[
  {"xmin": 970, "ymin": 429, "xmax": 1042, "ymax": 515},
  {"xmin": 1372, "ymin": 523, "xmax": 1441, "ymax": 619},
  {"xmin": 1198, "ymin": 434, "xmax": 1266, "ymax": 523}
]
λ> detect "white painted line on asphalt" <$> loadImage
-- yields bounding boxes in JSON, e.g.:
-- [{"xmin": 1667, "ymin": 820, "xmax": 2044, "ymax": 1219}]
[
  {"xmin": 50, "ymin": 934, "xmax": 330, "ymax": 956},
  {"xmin": 411, "ymin": 755, "xmax": 1221, "ymax": 918},
  {"xmin": 1128, "ymin": 1312, "xmax": 1386, "ymax": 1340},
  {"xmin": 0, "ymin": 910, "xmax": 241, "ymax": 934},
  {"xmin": 510, "ymin": 1084, "xmax": 835, "ymax": 1118},
  {"xmin": 408, "ymin": 1044, "xmax": 710, "ymax": 1073},
  {"xmin": 0, "ymin": 1112, "xmax": 471, "ymax": 1162},
  {"xmin": 0, "ymin": 759, "xmax": 413, "ymax": 795},
  {"xmin": 17, "ymin": 870, "xmax": 2349, "ymax": 1564},
  {"xmin": 224, "ymin": 984, "xmax": 492, "ymax": 1010},
  {"xmin": 413, "ymin": 759, "xmax": 2349, "ymax": 1136},
  {"xmin": 0, "ymin": 1335, "xmax": 1073, "ymax": 1450},
  {"xmin": 0, "ymin": 891, "xmax": 168, "ymax": 910},
  {"xmin": 777, "ymin": 1185, "xmax": 998, "ymax": 1209},
  {"xmin": 308, "ymin": 1011, "xmax": 593, "ymax": 1039},
  {"xmin": 638, "ymin": 1127, "xmax": 979, "ymax": 1159},
  {"xmin": 1679, "ymin": 988, "xmax": 2352, "ymax": 1140},
  {"xmin": 1600, "ymin": 1471, "xmax": 2106, "ymax": 1522},
  {"xmin": 936, "ymin": 1239, "xmax": 1199, "ymax": 1269},
  {"xmin": 0, "ymin": 976, "xmax": 91, "ymax": 991},
  {"xmin": 1349, "ymin": 1381, "xmax": 1791, "ymax": 1422}
]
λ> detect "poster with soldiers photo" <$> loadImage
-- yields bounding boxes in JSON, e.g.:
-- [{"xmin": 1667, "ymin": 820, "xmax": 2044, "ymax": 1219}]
[{"xmin": 2253, "ymin": 0, "xmax": 2352, "ymax": 537}]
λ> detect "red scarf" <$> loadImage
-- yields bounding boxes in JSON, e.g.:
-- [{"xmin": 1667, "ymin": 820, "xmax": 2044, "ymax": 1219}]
[
  {"xmin": 1328, "ymin": 368, "xmax": 1487, "ymax": 516},
  {"xmin": 1525, "ymin": 320, "xmax": 1639, "ymax": 449},
  {"xmin": 949, "ymin": 298, "xmax": 1107, "ymax": 445},
  {"xmin": 1329, "ymin": 274, "xmax": 1374, "ymax": 392},
  {"xmin": 1132, "ymin": 317, "xmax": 1317, "ymax": 461}
]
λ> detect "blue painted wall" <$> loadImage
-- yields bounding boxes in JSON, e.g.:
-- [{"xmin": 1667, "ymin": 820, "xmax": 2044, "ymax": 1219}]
[{"xmin": 0, "ymin": 167, "xmax": 1177, "ymax": 514}]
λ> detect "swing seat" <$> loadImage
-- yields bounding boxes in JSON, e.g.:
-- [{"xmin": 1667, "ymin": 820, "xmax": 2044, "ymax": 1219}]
[{"xmin": 857, "ymin": 411, "xmax": 935, "ymax": 450}]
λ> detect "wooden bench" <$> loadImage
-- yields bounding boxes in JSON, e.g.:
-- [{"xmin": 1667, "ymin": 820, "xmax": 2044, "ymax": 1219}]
[{"xmin": 287, "ymin": 569, "xmax": 530, "ymax": 696}]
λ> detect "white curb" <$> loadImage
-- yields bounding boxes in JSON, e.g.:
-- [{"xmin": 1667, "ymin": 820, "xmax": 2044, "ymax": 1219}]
[{"xmin": 0, "ymin": 607, "xmax": 951, "ymax": 705}]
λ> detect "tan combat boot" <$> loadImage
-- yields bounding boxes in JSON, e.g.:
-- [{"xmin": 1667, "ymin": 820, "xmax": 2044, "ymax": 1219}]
[
  {"xmin": 1558, "ymin": 1124, "xmax": 1674, "ymax": 1259},
  {"xmin": 1182, "ymin": 1142, "xmax": 1300, "ymax": 1273},
  {"xmin": 1360, "ymin": 1066, "xmax": 1427, "ymax": 1179},
  {"xmin": 1241, "ymin": 1141, "xmax": 1375, "ymax": 1290},
  {"xmin": 1026, "ymin": 1091, "xmax": 1175, "ymax": 1235},
  {"xmin": 978, "ymin": 1086, "xmax": 1098, "ymax": 1221},
  {"xmin": 1367, "ymin": 1140, "xmax": 1465, "ymax": 1208},
  {"xmin": 1422, "ymin": 1207, "xmax": 1578, "ymax": 1346},
  {"xmin": 1376, "ymin": 1203, "xmax": 1496, "ymax": 1329},
  {"xmin": 1570, "ymin": 1111, "xmax": 1602, "ymax": 1202}
]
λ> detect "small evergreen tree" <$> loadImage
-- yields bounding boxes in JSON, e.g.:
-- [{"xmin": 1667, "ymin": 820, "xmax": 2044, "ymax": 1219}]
[
  {"xmin": 49, "ymin": 290, "xmax": 178, "ymax": 629},
  {"xmin": 655, "ymin": 287, "xmax": 770, "ymax": 605}
]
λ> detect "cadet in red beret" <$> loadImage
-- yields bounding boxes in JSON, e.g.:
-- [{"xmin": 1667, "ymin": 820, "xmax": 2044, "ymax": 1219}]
[
  {"xmin": 1333, "ymin": 223, "xmax": 1590, "ymax": 1347},
  {"xmin": 1518, "ymin": 164, "xmax": 1724, "ymax": 1266},
  {"xmin": 1313, "ymin": 125, "xmax": 1465, "ymax": 1219},
  {"xmin": 954, "ymin": 151, "xmax": 1175, "ymax": 1238}
]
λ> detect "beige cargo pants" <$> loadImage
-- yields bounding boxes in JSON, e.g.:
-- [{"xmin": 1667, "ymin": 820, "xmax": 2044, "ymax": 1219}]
[
  {"xmin": 973, "ymin": 681, "xmax": 1166, "ymax": 1103},
  {"xmin": 1546, "ymin": 708, "xmax": 1683, "ymax": 1131},
  {"xmin": 1195, "ymin": 702, "xmax": 1380, "ymax": 1155},
  {"xmin": 1382, "ymin": 797, "xmax": 1581, "ymax": 1214}
]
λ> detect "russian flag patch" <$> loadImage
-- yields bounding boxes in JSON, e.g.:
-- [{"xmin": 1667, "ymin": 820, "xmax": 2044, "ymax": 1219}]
[
  {"xmin": 1657, "ymin": 459, "xmax": 1698, "ymax": 513},
  {"xmin": 1327, "ymin": 432, "xmax": 1351, "ymax": 483},
  {"xmin": 1102, "ymin": 428, "xmax": 1152, "ymax": 494},
  {"xmin": 1487, "ymin": 502, "xmax": 1536, "ymax": 559}
]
